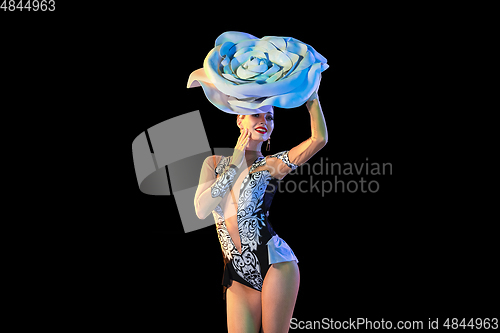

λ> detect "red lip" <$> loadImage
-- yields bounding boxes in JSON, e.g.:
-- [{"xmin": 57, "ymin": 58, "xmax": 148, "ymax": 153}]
[{"xmin": 255, "ymin": 127, "xmax": 267, "ymax": 133}]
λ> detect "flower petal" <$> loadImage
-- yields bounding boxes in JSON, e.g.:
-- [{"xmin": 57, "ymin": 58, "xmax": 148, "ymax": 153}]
[
  {"xmin": 288, "ymin": 50, "xmax": 315, "ymax": 75},
  {"xmin": 222, "ymin": 63, "xmax": 232, "ymax": 74},
  {"xmin": 244, "ymin": 49, "xmax": 268, "ymax": 61},
  {"xmin": 234, "ymin": 52, "xmax": 254, "ymax": 66},
  {"xmin": 186, "ymin": 68, "xmax": 207, "ymax": 88},
  {"xmin": 188, "ymin": 69, "xmax": 269, "ymax": 115},
  {"xmin": 306, "ymin": 43, "xmax": 327, "ymax": 64},
  {"xmin": 222, "ymin": 73, "xmax": 250, "ymax": 84},
  {"xmin": 285, "ymin": 40, "xmax": 308, "ymax": 56},
  {"xmin": 226, "ymin": 62, "xmax": 324, "ymax": 109},
  {"xmin": 280, "ymin": 50, "xmax": 300, "ymax": 77},
  {"xmin": 236, "ymin": 65, "xmax": 259, "ymax": 79},
  {"xmin": 215, "ymin": 31, "xmax": 258, "ymax": 47},
  {"xmin": 265, "ymin": 70, "xmax": 283, "ymax": 83},
  {"xmin": 267, "ymin": 62, "xmax": 323, "ymax": 108},
  {"xmin": 220, "ymin": 41, "xmax": 236, "ymax": 57},
  {"xmin": 258, "ymin": 62, "xmax": 281, "ymax": 78},
  {"xmin": 234, "ymin": 46, "xmax": 254, "ymax": 58},
  {"xmin": 230, "ymin": 56, "xmax": 241, "ymax": 74},
  {"xmin": 208, "ymin": 43, "xmax": 309, "ymax": 98},
  {"xmin": 221, "ymin": 56, "xmax": 230, "ymax": 67},
  {"xmin": 242, "ymin": 39, "xmax": 276, "ymax": 53},
  {"xmin": 261, "ymin": 36, "xmax": 287, "ymax": 50},
  {"xmin": 267, "ymin": 48, "xmax": 293, "ymax": 72},
  {"xmin": 205, "ymin": 46, "xmax": 247, "ymax": 99},
  {"xmin": 247, "ymin": 62, "xmax": 268, "ymax": 73}
]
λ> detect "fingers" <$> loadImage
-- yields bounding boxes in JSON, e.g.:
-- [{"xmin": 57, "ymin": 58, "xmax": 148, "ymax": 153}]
[
  {"xmin": 238, "ymin": 128, "xmax": 245, "ymax": 143},
  {"xmin": 242, "ymin": 129, "xmax": 250, "ymax": 148},
  {"xmin": 242, "ymin": 128, "xmax": 250, "ymax": 148},
  {"xmin": 236, "ymin": 128, "xmax": 244, "ymax": 146},
  {"xmin": 236, "ymin": 128, "xmax": 250, "ymax": 149}
]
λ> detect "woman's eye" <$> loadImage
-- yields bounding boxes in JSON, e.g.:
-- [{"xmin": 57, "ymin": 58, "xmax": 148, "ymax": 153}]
[{"xmin": 253, "ymin": 114, "xmax": 273, "ymax": 120}]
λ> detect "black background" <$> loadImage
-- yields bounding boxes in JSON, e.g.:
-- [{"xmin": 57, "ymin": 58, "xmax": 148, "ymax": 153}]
[
  {"xmin": 2, "ymin": 3, "xmax": 497, "ymax": 331},
  {"xmin": 118, "ymin": 17, "xmax": 496, "ymax": 331}
]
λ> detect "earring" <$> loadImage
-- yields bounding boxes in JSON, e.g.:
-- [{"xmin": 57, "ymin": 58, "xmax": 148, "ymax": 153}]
[{"xmin": 266, "ymin": 138, "xmax": 271, "ymax": 151}]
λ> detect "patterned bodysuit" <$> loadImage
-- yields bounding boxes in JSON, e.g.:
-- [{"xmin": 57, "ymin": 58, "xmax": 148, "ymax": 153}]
[{"xmin": 210, "ymin": 151, "xmax": 299, "ymax": 293}]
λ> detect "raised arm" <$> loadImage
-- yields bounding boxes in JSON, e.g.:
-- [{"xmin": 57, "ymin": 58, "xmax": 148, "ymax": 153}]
[
  {"xmin": 288, "ymin": 91, "xmax": 328, "ymax": 166},
  {"xmin": 264, "ymin": 83, "xmax": 328, "ymax": 180}
]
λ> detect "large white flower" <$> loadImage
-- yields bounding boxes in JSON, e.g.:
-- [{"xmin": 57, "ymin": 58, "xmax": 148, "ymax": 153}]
[{"xmin": 187, "ymin": 31, "xmax": 328, "ymax": 114}]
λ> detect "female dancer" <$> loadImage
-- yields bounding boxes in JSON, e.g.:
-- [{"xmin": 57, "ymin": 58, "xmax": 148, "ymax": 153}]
[{"xmin": 194, "ymin": 84, "xmax": 327, "ymax": 333}]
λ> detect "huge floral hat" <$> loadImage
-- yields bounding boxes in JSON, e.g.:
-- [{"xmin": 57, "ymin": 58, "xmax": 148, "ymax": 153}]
[{"xmin": 187, "ymin": 31, "xmax": 329, "ymax": 115}]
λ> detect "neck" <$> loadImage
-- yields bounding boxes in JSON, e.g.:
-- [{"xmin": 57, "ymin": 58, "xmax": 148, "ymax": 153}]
[{"xmin": 245, "ymin": 139, "xmax": 264, "ymax": 156}]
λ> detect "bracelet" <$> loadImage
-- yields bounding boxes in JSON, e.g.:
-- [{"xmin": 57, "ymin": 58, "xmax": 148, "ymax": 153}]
[{"xmin": 211, "ymin": 164, "xmax": 238, "ymax": 198}]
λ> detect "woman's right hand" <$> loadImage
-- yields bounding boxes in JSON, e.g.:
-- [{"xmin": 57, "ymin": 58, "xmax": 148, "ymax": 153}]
[{"xmin": 231, "ymin": 128, "xmax": 250, "ymax": 169}]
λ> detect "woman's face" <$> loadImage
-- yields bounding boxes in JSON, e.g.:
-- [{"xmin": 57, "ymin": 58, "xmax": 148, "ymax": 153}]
[{"xmin": 237, "ymin": 111, "xmax": 274, "ymax": 142}]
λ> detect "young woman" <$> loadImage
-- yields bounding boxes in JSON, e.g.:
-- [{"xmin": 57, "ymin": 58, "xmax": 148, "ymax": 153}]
[{"xmin": 194, "ymin": 84, "xmax": 327, "ymax": 333}]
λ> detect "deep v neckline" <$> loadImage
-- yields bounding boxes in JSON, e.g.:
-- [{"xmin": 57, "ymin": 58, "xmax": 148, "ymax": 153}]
[
  {"xmin": 233, "ymin": 156, "xmax": 266, "ymax": 202},
  {"xmin": 226, "ymin": 155, "xmax": 265, "ymax": 256}
]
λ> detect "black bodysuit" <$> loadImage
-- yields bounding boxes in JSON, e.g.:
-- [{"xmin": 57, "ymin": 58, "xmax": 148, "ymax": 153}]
[
  {"xmin": 195, "ymin": 138, "xmax": 325, "ymax": 294},
  {"xmin": 201, "ymin": 151, "xmax": 299, "ymax": 293}
]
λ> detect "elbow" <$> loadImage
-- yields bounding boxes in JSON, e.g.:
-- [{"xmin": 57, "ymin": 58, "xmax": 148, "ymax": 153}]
[
  {"xmin": 194, "ymin": 205, "xmax": 210, "ymax": 220},
  {"xmin": 195, "ymin": 208, "xmax": 209, "ymax": 220},
  {"xmin": 320, "ymin": 137, "xmax": 328, "ymax": 147},
  {"xmin": 194, "ymin": 200, "xmax": 209, "ymax": 220},
  {"xmin": 313, "ymin": 136, "xmax": 328, "ymax": 149},
  {"xmin": 196, "ymin": 211, "xmax": 208, "ymax": 220},
  {"xmin": 311, "ymin": 129, "xmax": 328, "ymax": 148}
]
